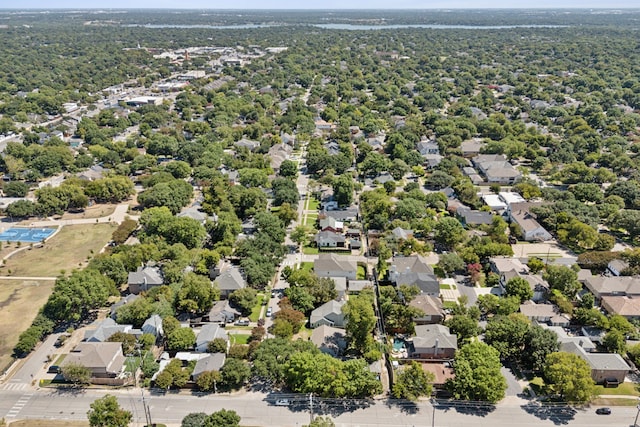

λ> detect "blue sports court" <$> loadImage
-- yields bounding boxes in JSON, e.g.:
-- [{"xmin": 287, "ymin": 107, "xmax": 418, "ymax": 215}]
[{"xmin": 0, "ymin": 227, "xmax": 56, "ymax": 243}]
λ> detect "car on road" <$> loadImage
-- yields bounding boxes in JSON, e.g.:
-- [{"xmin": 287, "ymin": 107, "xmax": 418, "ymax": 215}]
[
  {"xmin": 47, "ymin": 365, "xmax": 61, "ymax": 374},
  {"xmin": 274, "ymin": 399, "xmax": 290, "ymax": 406},
  {"xmin": 266, "ymin": 307, "xmax": 273, "ymax": 317},
  {"xmin": 234, "ymin": 319, "xmax": 250, "ymax": 326},
  {"xmin": 595, "ymin": 407, "xmax": 611, "ymax": 415}
]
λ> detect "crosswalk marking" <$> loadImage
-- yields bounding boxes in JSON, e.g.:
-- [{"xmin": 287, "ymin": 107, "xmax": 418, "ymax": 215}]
[
  {"xmin": 1, "ymin": 382, "xmax": 27, "ymax": 391},
  {"xmin": 4, "ymin": 391, "xmax": 33, "ymax": 418}
]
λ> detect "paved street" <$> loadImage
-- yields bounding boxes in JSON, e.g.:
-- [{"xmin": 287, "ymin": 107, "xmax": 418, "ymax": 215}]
[{"xmin": 0, "ymin": 387, "xmax": 634, "ymax": 427}]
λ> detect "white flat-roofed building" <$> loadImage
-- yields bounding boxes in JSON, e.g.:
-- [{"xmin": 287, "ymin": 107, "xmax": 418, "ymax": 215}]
[{"xmin": 482, "ymin": 194, "xmax": 507, "ymax": 211}]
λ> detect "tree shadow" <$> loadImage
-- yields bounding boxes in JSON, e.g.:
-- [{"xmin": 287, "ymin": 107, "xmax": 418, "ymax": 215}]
[
  {"xmin": 436, "ymin": 400, "xmax": 496, "ymax": 417},
  {"xmin": 520, "ymin": 402, "xmax": 578, "ymax": 425},
  {"xmin": 46, "ymin": 385, "xmax": 88, "ymax": 397},
  {"xmin": 384, "ymin": 398, "xmax": 420, "ymax": 415}
]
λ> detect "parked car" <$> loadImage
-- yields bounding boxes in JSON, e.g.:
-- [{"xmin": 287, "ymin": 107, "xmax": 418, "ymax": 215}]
[
  {"xmin": 234, "ymin": 319, "xmax": 250, "ymax": 326},
  {"xmin": 275, "ymin": 399, "xmax": 290, "ymax": 406},
  {"xmin": 266, "ymin": 307, "xmax": 273, "ymax": 317},
  {"xmin": 47, "ymin": 365, "xmax": 61, "ymax": 374},
  {"xmin": 595, "ymin": 408, "xmax": 611, "ymax": 415}
]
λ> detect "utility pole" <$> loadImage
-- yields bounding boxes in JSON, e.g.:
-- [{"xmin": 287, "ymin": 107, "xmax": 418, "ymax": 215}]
[
  {"xmin": 634, "ymin": 400, "xmax": 640, "ymax": 427},
  {"xmin": 142, "ymin": 388, "xmax": 152, "ymax": 427},
  {"xmin": 431, "ymin": 398, "xmax": 436, "ymax": 427},
  {"xmin": 309, "ymin": 393, "xmax": 314, "ymax": 424}
]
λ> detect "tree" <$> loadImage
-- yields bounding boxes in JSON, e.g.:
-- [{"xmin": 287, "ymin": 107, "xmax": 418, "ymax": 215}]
[
  {"xmin": 434, "ymin": 217, "xmax": 465, "ymax": 249},
  {"xmin": 446, "ymin": 342, "xmax": 507, "ymax": 403},
  {"xmin": 207, "ymin": 338, "xmax": 228, "ymax": 354},
  {"xmin": 275, "ymin": 202, "xmax": 298, "ymax": 226},
  {"xmin": 527, "ymin": 257, "xmax": 545, "ymax": 274},
  {"xmin": 278, "ymin": 160, "xmax": 298, "ymax": 178},
  {"xmin": 272, "ymin": 177, "xmax": 299, "ymax": 207},
  {"xmin": 182, "ymin": 412, "xmax": 208, "ymax": 427},
  {"xmin": 5, "ymin": 199, "xmax": 36, "ymax": 218},
  {"xmin": 196, "ymin": 370, "xmax": 222, "ymax": 392},
  {"xmin": 522, "ymin": 325, "xmax": 559, "ymax": 372},
  {"xmin": 543, "ymin": 352, "xmax": 595, "ymax": 402},
  {"xmin": 229, "ymin": 288, "xmax": 257, "ymax": 316},
  {"xmin": 107, "ymin": 332, "xmax": 137, "ymax": 355},
  {"xmin": 484, "ymin": 314, "xmax": 530, "ymax": 361},
  {"xmin": 203, "ymin": 409, "xmax": 241, "ymax": 427},
  {"xmin": 3, "ymin": 181, "xmax": 29, "ymax": 197},
  {"xmin": 343, "ymin": 292, "xmax": 377, "ymax": 357},
  {"xmin": 220, "ymin": 358, "xmax": 251, "ymax": 389},
  {"xmin": 392, "ymin": 361, "xmax": 434, "ymax": 400},
  {"xmin": 437, "ymin": 253, "xmax": 466, "ymax": 274},
  {"xmin": 305, "ymin": 417, "xmax": 336, "ymax": 427},
  {"xmin": 290, "ymin": 225, "xmax": 310, "ymax": 248},
  {"xmin": 166, "ymin": 327, "xmax": 196, "ymax": 351},
  {"xmin": 603, "ymin": 329, "xmax": 626, "ymax": 354},
  {"xmin": 333, "ymin": 174, "xmax": 355, "ymax": 207},
  {"xmin": 62, "ymin": 362, "xmax": 91, "ymax": 385},
  {"xmin": 445, "ymin": 315, "xmax": 481, "ymax": 342},
  {"xmin": 87, "ymin": 395, "xmax": 132, "ymax": 427},
  {"xmin": 250, "ymin": 338, "xmax": 319, "ymax": 385},
  {"xmin": 543, "ymin": 264, "xmax": 581, "ymax": 299},
  {"xmin": 505, "ymin": 277, "xmax": 533, "ymax": 303},
  {"xmin": 176, "ymin": 273, "xmax": 217, "ymax": 314}
]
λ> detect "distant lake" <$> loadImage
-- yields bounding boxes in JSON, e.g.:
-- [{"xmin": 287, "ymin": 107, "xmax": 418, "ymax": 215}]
[
  {"xmin": 124, "ymin": 24, "xmax": 280, "ymax": 29},
  {"xmin": 124, "ymin": 23, "xmax": 568, "ymax": 30},
  {"xmin": 314, "ymin": 24, "xmax": 569, "ymax": 30}
]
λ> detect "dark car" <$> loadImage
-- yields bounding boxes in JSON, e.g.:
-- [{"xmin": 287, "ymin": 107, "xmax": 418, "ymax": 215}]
[
  {"xmin": 595, "ymin": 407, "xmax": 611, "ymax": 415},
  {"xmin": 47, "ymin": 365, "xmax": 61, "ymax": 374}
]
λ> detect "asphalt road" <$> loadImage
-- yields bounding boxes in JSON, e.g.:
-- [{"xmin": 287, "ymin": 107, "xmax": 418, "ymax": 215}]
[{"xmin": 0, "ymin": 387, "xmax": 635, "ymax": 427}]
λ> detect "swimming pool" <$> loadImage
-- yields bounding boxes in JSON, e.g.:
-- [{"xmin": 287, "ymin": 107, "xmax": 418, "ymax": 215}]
[{"xmin": 0, "ymin": 227, "xmax": 56, "ymax": 243}]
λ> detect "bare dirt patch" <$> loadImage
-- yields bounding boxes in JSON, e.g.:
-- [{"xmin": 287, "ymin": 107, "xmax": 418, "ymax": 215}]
[{"xmin": 0, "ymin": 279, "xmax": 55, "ymax": 372}]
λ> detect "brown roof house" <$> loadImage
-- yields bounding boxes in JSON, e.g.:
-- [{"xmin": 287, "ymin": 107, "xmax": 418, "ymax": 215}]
[
  {"xmin": 410, "ymin": 324, "xmax": 457, "ymax": 360},
  {"xmin": 310, "ymin": 325, "xmax": 347, "ymax": 357},
  {"xmin": 314, "ymin": 254, "xmax": 357, "ymax": 280},
  {"xmin": 601, "ymin": 295, "xmax": 640, "ymax": 320},
  {"xmin": 389, "ymin": 255, "xmax": 439, "ymax": 295},
  {"xmin": 508, "ymin": 203, "xmax": 552, "ymax": 242},
  {"xmin": 409, "ymin": 295, "xmax": 445, "ymax": 325},
  {"xmin": 64, "ymin": 342, "xmax": 126, "ymax": 379},
  {"xmin": 583, "ymin": 276, "xmax": 640, "ymax": 301}
]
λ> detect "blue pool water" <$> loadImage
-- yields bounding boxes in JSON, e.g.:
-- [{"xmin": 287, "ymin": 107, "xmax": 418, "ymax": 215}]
[{"xmin": 393, "ymin": 338, "xmax": 405, "ymax": 351}]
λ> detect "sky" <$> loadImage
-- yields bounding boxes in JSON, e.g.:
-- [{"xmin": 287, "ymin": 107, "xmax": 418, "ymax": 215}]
[{"xmin": 5, "ymin": 1, "xmax": 640, "ymax": 9}]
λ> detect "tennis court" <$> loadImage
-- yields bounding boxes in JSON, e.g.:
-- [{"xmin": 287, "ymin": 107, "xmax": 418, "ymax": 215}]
[{"xmin": 0, "ymin": 227, "xmax": 56, "ymax": 243}]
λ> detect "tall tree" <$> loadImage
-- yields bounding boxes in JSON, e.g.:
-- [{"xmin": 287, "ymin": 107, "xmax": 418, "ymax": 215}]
[
  {"xmin": 543, "ymin": 352, "xmax": 595, "ymax": 402},
  {"xmin": 392, "ymin": 361, "xmax": 435, "ymax": 400},
  {"xmin": 446, "ymin": 342, "xmax": 507, "ymax": 403},
  {"xmin": 87, "ymin": 395, "xmax": 132, "ymax": 427}
]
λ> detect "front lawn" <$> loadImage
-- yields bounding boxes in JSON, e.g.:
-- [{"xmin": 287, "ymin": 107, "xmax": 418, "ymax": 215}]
[
  {"xmin": 230, "ymin": 334, "xmax": 250, "ymax": 345},
  {"xmin": 249, "ymin": 294, "xmax": 265, "ymax": 322},
  {"xmin": 306, "ymin": 197, "xmax": 320, "ymax": 211},
  {"xmin": 594, "ymin": 382, "xmax": 640, "ymax": 396},
  {"xmin": 125, "ymin": 356, "xmax": 141, "ymax": 373},
  {"xmin": 440, "ymin": 283, "xmax": 452, "ymax": 290},
  {"xmin": 303, "ymin": 246, "xmax": 319, "ymax": 255},
  {"xmin": 357, "ymin": 265, "xmax": 366, "ymax": 280},
  {"xmin": 300, "ymin": 262, "xmax": 314, "ymax": 272}
]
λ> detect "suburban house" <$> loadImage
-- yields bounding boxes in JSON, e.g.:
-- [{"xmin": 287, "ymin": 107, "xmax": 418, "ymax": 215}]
[
  {"xmin": 348, "ymin": 280, "xmax": 373, "ymax": 294},
  {"xmin": 472, "ymin": 154, "xmax": 521, "ymax": 184},
  {"xmin": 192, "ymin": 353, "xmax": 226, "ymax": 381},
  {"xmin": 388, "ymin": 255, "xmax": 439, "ymax": 295},
  {"xmin": 141, "ymin": 314, "xmax": 164, "ymax": 338},
  {"xmin": 320, "ymin": 208, "xmax": 359, "ymax": 223},
  {"xmin": 482, "ymin": 194, "xmax": 508, "ymax": 211},
  {"xmin": 234, "ymin": 138, "xmax": 260, "ymax": 151},
  {"xmin": 391, "ymin": 227, "xmax": 414, "ymax": 241},
  {"xmin": 409, "ymin": 295, "xmax": 445, "ymax": 325},
  {"xmin": 331, "ymin": 277, "xmax": 347, "ymax": 299},
  {"xmin": 195, "ymin": 323, "xmax": 229, "ymax": 353},
  {"xmin": 462, "ymin": 167, "xmax": 484, "ymax": 185},
  {"xmin": 319, "ymin": 216, "xmax": 344, "ymax": 232},
  {"xmin": 608, "ymin": 259, "xmax": 630, "ymax": 276},
  {"xmin": 309, "ymin": 300, "xmax": 346, "ymax": 328},
  {"xmin": 601, "ymin": 295, "xmax": 640, "ymax": 320},
  {"xmin": 421, "ymin": 363, "xmax": 455, "ymax": 389},
  {"xmin": 460, "ymin": 138, "xmax": 484, "ymax": 158},
  {"xmin": 310, "ymin": 325, "xmax": 347, "ymax": 357},
  {"xmin": 509, "ymin": 209, "xmax": 552, "ymax": 242},
  {"xmin": 128, "ymin": 265, "xmax": 164, "ymax": 295},
  {"xmin": 416, "ymin": 139, "xmax": 442, "ymax": 168},
  {"xmin": 583, "ymin": 276, "xmax": 640, "ymax": 301},
  {"xmin": 204, "ymin": 300, "xmax": 241, "ymax": 324},
  {"xmin": 64, "ymin": 342, "xmax": 126, "ymax": 379},
  {"xmin": 84, "ymin": 318, "xmax": 132, "ymax": 343},
  {"xmin": 491, "ymin": 257, "xmax": 529, "ymax": 277},
  {"xmin": 410, "ymin": 324, "xmax": 457, "ymax": 360},
  {"xmin": 110, "ymin": 294, "xmax": 139, "ymax": 319},
  {"xmin": 539, "ymin": 325, "xmax": 627, "ymax": 383},
  {"xmin": 314, "ymin": 254, "xmax": 357, "ymax": 280},
  {"xmin": 213, "ymin": 266, "xmax": 246, "ymax": 298},
  {"xmin": 519, "ymin": 302, "xmax": 568, "ymax": 326},
  {"xmin": 314, "ymin": 230, "xmax": 347, "ymax": 249},
  {"xmin": 268, "ymin": 143, "xmax": 293, "ymax": 171},
  {"xmin": 456, "ymin": 206, "xmax": 493, "ymax": 226}
]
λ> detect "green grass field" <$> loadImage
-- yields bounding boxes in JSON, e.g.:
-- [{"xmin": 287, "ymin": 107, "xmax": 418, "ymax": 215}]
[
  {"xmin": 230, "ymin": 334, "xmax": 250, "ymax": 345},
  {"xmin": 249, "ymin": 294, "xmax": 265, "ymax": 322}
]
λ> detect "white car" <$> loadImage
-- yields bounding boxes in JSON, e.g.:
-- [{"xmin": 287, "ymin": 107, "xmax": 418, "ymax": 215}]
[
  {"xmin": 275, "ymin": 399, "xmax": 290, "ymax": 406},
  {"xmin": 266, "ymin": 307, "xmax": 273, "ymax": 317}
]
